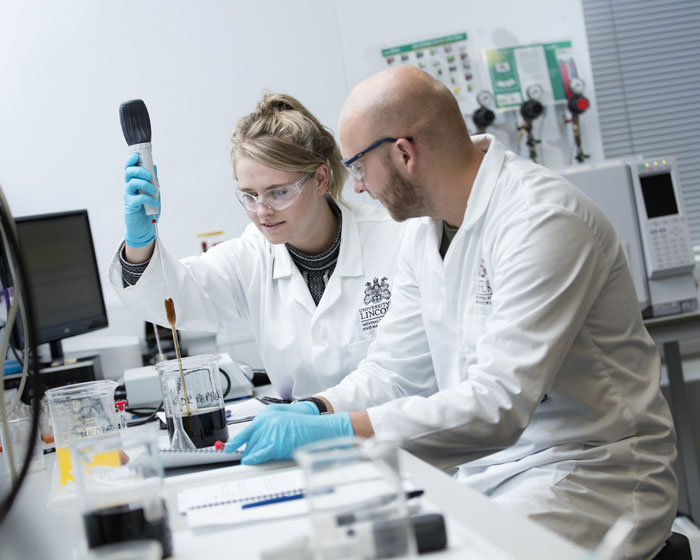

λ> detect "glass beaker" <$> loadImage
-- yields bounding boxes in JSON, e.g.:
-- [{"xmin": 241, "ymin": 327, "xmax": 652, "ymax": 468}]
[
  {"xmin": 156, "ymin": 354, "xmax": 228, "ymax": 449},
  {"xmin": 72, "ymin": 432, "xmax": 173, "ymax": 558},
  {"xmin": 294, "ymin": 437, "xmax": 417, "ymax": 560},
  {"xmin": 46, "ymin": 380, "xmax": 119, "ymax": 486}
]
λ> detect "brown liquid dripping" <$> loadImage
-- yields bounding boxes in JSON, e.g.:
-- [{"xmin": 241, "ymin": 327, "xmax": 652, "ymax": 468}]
[{"xmin": 164, "ymin": 297, "xmax": 190, "ymax": 415}]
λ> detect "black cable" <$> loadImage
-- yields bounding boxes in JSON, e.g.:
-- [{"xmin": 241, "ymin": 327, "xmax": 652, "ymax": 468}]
[
  {"xmin": 9, "ymin": 342, "xmax": 23, "ymax": 368},
  {"xmin": 126, "ymin": 401, "xmax": 163, "ymax": 427},
  {"xmin": 0, "ymin": 186, "xmax": 42, "ymax": 526},
  {"xmin": 220, "ymin": 368, "xmax": 232, "ymax": 399}
]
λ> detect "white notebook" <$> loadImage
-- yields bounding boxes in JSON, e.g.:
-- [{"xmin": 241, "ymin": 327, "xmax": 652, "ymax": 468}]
[
  {"xmin": 158, "ymin": 447, "xmax": 243, "ymax": 469},
  {"xmin": 179, "ymin": 469, "xmax": 308, "ymax": 528},
  {"xmin": 178, "ymin": 469, "xmax": 305, "ymax": 512}
]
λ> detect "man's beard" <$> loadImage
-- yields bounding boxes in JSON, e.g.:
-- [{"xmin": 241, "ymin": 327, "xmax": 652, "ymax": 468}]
[{"xmin": 381, "ymin": 157, "xmax": 434, "ymax": 222}]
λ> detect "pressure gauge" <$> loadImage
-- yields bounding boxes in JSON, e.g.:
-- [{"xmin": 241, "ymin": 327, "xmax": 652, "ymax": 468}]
[
  {"xmin": 476, "ymin": 90, "xmax": 494, "ymax": 108},
  {"xmin": 526, "ymin": 84, "xmax": 544, "ymax": 102},
  {"xmin": 569, "ymin": 78, "xmax": 585, "ymax": 95}
]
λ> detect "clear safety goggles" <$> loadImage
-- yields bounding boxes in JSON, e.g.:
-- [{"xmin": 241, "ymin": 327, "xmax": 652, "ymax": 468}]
[
  {"xmin": 341, "ymin": 137, "xmax": 413, "ymax": 182},
  {"xmin": 235, "ymin": 173, "xmax": 312, "ymax": 211}
]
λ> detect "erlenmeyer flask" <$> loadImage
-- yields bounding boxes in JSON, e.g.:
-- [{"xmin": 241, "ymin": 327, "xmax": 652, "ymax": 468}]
[{"xmin": 169, "ymin": 409, "xmax": 196, "ymax": 450}]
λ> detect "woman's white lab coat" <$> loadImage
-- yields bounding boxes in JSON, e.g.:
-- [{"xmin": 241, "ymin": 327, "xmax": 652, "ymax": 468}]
[
  {"xmin": 109, "ymin": 199, "xmax": 406, "ymax": 400},
  {"xmin": 320, "ymin": 136, "xmax": 677, "ymax": 558}
]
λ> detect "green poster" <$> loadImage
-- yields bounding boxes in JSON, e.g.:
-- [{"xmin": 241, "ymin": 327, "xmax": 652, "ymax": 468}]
[{"xmin": 484, "ymin": 41, "xmax": 574, "ymax": 109}]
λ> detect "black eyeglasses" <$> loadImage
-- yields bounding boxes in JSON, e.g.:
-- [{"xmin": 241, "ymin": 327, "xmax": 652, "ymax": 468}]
[{"xmin": 341, "ymin": 137, "xmax": 413, "ymax": 181}]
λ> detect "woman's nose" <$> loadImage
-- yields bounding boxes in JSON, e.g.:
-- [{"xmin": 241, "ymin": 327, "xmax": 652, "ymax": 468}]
[{"xmin": 256, "ymin": 200, "xmax": 274, "ymax": 217}]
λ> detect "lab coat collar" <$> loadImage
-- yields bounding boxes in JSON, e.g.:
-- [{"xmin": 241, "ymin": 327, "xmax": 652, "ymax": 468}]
[
  {"xmin": 271, "ymin": 199, "xmax": 363, "ymax": 280},
  {"xmin": 459, "ymin": 134, "xmax": 505, "ymax": 231}
]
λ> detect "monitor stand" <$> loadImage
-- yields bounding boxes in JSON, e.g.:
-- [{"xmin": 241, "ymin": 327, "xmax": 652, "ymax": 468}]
[
  {"xmin": 47, "ymin": 340, "xmax": 85, "ymax": 369},
  {"xmin": 48, "ymin": 340, "xmax": 65, "ymax": 367}
]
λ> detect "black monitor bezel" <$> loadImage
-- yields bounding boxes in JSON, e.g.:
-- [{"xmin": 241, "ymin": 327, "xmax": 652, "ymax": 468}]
[{"xmin": 14, "ymin": 209, "xmax": 108, "ymax": 347}]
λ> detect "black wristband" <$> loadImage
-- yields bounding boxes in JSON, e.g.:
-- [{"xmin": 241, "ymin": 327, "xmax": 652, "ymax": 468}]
[{"xmin": 299, "ymin": 397, "xmax": 328, "ymax": 414}]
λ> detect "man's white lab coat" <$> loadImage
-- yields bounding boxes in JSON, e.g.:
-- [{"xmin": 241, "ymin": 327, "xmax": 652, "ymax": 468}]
[
  {"xmin": 320, "ymin": 136, "xmax": 678, "ymax": 558},
  {"xmin": 109, "ymin": 200, "xmax": 406, "ymax": 400}
]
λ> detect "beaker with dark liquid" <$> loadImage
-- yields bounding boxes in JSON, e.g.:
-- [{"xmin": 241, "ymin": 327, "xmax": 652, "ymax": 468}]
[
  {"xmin": 156, "ymin": 354, "xmax": 229, "ymax": 449},
  {"xmin": 72, "ymin": 432, "xmax": 173, "ymax": 558}
]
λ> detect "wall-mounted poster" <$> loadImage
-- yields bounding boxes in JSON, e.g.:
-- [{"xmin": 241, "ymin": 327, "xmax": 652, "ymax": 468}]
[
  {"xmin": 484, "ymin": 41, "xmax": 578, "ymax": 108},
  {"xmin": 381, "ymin": 32, "xmax": 479, "ymax": 102}
]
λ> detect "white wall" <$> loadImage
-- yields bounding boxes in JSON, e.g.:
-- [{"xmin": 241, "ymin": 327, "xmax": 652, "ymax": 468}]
[{"xmin": 0, "ymin": 0, "xmax": 601, "ymax": 341}]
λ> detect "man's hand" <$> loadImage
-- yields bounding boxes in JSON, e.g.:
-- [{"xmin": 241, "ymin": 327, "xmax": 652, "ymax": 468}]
[{"xmin": 224, "ymin": 409, "xmax": 353, "ymax": 464}]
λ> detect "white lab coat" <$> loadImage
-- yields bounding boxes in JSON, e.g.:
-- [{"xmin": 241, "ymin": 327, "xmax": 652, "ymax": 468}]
[
  {"xmin": 320, "ymin": 136, "xmax": 678, "ymax": 559},
  {"xmin": 109, "ymin": 199, "xmax": 407, "ymax": 400}
]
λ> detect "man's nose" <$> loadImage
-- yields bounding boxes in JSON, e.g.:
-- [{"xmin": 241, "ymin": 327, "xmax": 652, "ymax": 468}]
[{"xmin": 353, "ymin": 177, "xmax": 366, "ymax": 194}]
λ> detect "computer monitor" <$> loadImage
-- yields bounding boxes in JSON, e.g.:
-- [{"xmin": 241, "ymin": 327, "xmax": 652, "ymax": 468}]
[{"xmin": 14, "ymin": 209, "xmax": 108, "ymax": 362}]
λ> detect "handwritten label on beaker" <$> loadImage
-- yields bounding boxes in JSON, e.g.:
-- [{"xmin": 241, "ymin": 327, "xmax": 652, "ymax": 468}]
[{"xmin": 179, "ymin": 390, "xmax": 222, "ymax": 407}]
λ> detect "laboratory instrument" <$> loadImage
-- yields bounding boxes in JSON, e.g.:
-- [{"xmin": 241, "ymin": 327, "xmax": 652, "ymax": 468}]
[
  {"xmin": 294, "ymin": 437, "xmax": 416, "ymax": 559},
  {"xmin": 472, "ymin": 90, "xmax": 496, "ymax": 134},
  {"xmin": 45, "ymin": 380, "xmax": 118, "ymax": 485},
  {"xmin": 72, "ymin": 432, "xmax": 173, "ymax": 558},
  {"xmin": 518, "ymin": 85, "xmax": 544, "ymax": 162},
  {"xmin": 157, "ymin": 354, "xmax": 229, "ymax": 449},
  {"xmin": 564, "ymin": 77, "xmax": 590, "ymax": 164},
  {"xmin": 119, "ymin": 100, "xmax": 190, "ymax": 438},
  {"xmin": 562, "ymin": 156, "xmax": 696, "ymax": 317},
  {"xmin": 123, "ymin": 352, "xmax": 252, "ymax": 408},
  {"xmin": 119, "ymin": 100, "xmax": 160, "ymax": 217},
  {"xmin": 163, "ymin": 298, "xmax": 190, "ymax": 419}
]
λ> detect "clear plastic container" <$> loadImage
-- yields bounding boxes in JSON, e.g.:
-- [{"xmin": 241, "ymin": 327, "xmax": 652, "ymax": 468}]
[
  {"xmin": 1, "ymin": 414, "xmax": 45, "ymax": 479},
  {"xmin": 45, "ymin": 380, "xmax": 118, "ymax": 485},
  {"xmin": 82, "ymin": 540, "xmax": 162, "ymax": 560},
  {"xmin": 73, "ymin": 432, "xmax": 172, "ymax": 558},
  {"xmin": 294, "ymin": 437, "xmax": 417, "ymax": 559},
  {"xmin": 156, "ymin": 354, "xmax": 228, "ymax": 449}
]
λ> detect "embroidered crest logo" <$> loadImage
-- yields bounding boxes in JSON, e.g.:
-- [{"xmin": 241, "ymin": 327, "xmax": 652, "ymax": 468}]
[
  {"xmin": 359, "ymin": 277, "xmax": 392, "ymax": 332},
  {"xmin": 363, "ymin": 277, "xmax": 391, "ymax": 305},
  {"xmin": 475, "ymin": 259, "xmax": 492, "ymax": 305}
]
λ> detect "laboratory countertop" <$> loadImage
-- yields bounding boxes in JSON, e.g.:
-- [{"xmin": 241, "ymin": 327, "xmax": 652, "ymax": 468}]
[{"xmin": 0, "ymin": 402, "xmax": 586, "ymax": 560}]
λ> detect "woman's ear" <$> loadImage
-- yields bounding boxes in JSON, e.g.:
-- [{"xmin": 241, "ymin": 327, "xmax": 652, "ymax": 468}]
[{"xmin": 314, "ymin": 163, "xmax": 330, "ymax": 195}]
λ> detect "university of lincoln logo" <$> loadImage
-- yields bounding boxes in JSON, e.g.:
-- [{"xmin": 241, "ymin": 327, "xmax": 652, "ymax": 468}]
[
  {"xmin": 475, "ymin": 259, "xmax": 493, "ymax": 305},
  {"xmin": 359, "ymin": 277, "xmax": 392, "ymax": 332},
  {"xmin": 364, "ymin": 277, "xmax": 391, "ymax": 305}
]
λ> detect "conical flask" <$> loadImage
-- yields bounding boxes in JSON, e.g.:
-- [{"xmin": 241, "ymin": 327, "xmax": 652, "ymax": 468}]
[{"xmin": 169, "ymin": 408, "xmax": 196, "ymax": 450}]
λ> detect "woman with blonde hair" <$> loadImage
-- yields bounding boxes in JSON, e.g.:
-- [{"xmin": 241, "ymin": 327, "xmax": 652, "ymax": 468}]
[{"xmin": 110, "ymin": 93, "xmax": 406, "ymax": 400}]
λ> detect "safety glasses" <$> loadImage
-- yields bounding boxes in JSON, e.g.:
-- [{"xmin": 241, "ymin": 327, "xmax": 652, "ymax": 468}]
[
  {"xmin": 341, "ymin": 137, "xmax": 413, "ymax": 181},
  {"xmin": 235, "ymin": 173, "xmax": 312, "ymax": 211}
]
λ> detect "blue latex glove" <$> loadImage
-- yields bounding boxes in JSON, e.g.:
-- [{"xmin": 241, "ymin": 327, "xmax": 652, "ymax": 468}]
[
  {"xmin": 254, "ymin": 401, "xmax": 319, "ymax": 419},
  {"xmin": 123, "ymin": 152, "xmax": 160, "ymax": 247},
  {"xmin": 224, "ymin": 410, "xmax": 353, "ymax": 464}
]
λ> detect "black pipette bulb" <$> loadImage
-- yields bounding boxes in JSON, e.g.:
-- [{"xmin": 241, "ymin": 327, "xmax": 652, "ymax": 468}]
[{"xmin": 119, "ymin": 99, "xmax": 152, "ymax": 145}]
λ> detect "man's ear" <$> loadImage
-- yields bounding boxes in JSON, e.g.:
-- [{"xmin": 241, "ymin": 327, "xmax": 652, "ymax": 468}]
[
  {"xmin": 395, "ymin": 137, "xmax": 417, "ymax": 173},
  {"xmin": 314, "ymin": 163, "xmax": 330, "ymax": 195}
]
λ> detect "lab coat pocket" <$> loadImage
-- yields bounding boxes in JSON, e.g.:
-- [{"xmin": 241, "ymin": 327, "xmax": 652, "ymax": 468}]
[
  {"xmin": 462, "ymin": 311, "xmax": 489, "ymax": 350},
  {"xmin": 346, "ymin": 338, "xmax": 374, "ymax": 368}
]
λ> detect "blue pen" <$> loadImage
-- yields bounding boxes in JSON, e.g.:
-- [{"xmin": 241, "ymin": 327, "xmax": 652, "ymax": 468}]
[{"xmin": 241, "ymin": 492, "xmax": 305, "ymax": 509}]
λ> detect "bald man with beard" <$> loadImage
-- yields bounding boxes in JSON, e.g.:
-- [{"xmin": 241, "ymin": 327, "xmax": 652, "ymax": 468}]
[{"xmin": 226, "ymin": 66, "xmax": 678, "ymax": 559}]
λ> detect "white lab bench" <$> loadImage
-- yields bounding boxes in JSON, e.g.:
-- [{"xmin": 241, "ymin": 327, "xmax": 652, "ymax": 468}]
[{"xmin": 0, "ymin": 418, "xmax": 586, "ymax": 560}]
